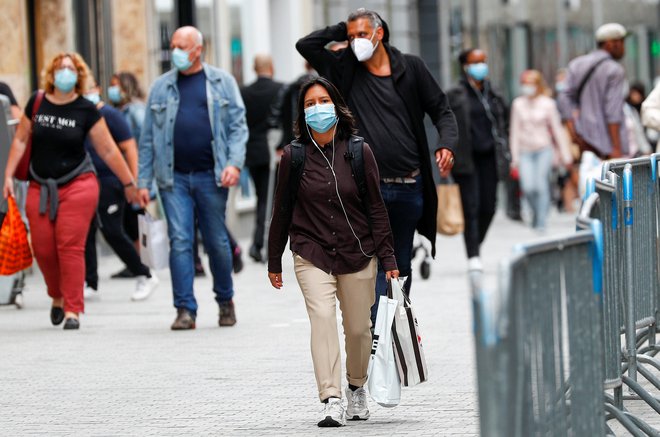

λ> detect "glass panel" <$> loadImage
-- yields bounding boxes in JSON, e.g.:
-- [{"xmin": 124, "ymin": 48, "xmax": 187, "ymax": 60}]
[{"xmin": 155, "ymin": 0, "xmax": 176, "ymax": 73}]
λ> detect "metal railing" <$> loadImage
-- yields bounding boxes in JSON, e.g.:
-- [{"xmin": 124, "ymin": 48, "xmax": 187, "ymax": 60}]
[{"xmin": 472, "ymin": 230, "xmax": 606, "ymax": 436}]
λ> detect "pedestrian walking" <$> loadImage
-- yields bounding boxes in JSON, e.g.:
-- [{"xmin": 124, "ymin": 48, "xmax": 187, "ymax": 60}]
[
  {"xmin": 296, "ymin": 8, "xmax": 457, "ymax": 326},
  {"xmin": 82, "ymin": 76, "xmax": 159, "ymax": 301},
  {"xmin": 240, "ymin": 54, "xmax": 283, "ymax": 263},
  {"xmin": 107, "ymin": 71, "xmax": 147, "ymax": 279},
  {"xmin": 509, "ymin": 70, "xmax": 573, "ymax": 232},
  {"xmin": 2, "ymin": 52, "xmax": 138, "ymax": 329},
  {"xmin": 137, "ymin": 26, "xmax": 247, "ymax": 330},
  {"xmin": 267, "ymin": 77, "xmax": 398, "ymax": 427},
  {"xmin": 558, "ymin": 23, "xmax": 629, "ymax": 160},
  {"xmin": 447, "ymin": 48, "xmax": 510, "ymax": 271}
]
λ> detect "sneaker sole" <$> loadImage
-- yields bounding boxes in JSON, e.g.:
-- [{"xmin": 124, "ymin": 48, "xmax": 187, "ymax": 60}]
[
  {"xmin": 347, "ymin": 413, "xmax": 369, "ymax": 421},
  {"xmin": 171, "ymin": 323, "xmax": 196, "ymax": 330},
  {"xmin": 317, "ymin": 416, "xmax": 344, "ymax": 427}
]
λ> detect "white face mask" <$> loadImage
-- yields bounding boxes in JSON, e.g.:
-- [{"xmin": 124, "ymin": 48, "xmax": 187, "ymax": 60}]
[
  {"xmin": 520, "ymin": 84, "xmax": 537, "ymax": 97},
  {"xmin": 351, "ymin": 27, "xmax": 380, "ymax": 62}
]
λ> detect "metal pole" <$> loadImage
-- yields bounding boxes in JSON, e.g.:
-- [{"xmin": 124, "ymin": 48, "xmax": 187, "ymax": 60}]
[
  {"xmin": 438, "ymin": 0, "xmax": 451, "ymax": 89},
  {"xmin": 471, "ymin": 0, "xmax": 479, "ymax": 47},
  {"xmin": 623, "ymin": 164, "xmax": 638, "ymax": 383},
  {"xmin": 592, "ymin": 0, "xmax": 604, "ymax": 31},
  {"xmin": 556, "ymin": 0, "xmax": 568, "ymax": 68}
]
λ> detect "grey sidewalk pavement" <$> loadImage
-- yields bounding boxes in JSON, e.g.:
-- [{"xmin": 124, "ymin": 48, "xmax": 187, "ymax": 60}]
[{"xmin": 0, "ymin": 209, "xmax": 657, "ymax": 436}]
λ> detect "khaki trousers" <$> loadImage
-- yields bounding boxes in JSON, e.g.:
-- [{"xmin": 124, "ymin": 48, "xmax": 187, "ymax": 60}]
[{"xmin": 294, "ymin": 254, "xmax": 376, "ymax": 401}]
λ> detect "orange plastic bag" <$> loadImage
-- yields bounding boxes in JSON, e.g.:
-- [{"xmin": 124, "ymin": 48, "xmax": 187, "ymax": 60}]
[{"xmin": 0, "ymin": 197, "xmax": 32, "ymax": 275}]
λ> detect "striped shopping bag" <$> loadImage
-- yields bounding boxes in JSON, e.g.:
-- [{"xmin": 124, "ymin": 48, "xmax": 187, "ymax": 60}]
[
  {"xmin": 0, "ymin": 196, "xmax": 32, "ymax": 275},
  {"xmin": 389, "ymin": 278, "xmax": 428, "ymax": 386}
]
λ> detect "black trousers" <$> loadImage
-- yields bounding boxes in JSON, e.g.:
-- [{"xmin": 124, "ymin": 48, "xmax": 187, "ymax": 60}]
[
  {"xmin": 248, "ymin": 164, "xmax": 270, "ymax": 250},
  {"xmin": 453, "ymin": 151, "xmax": 498, "ymax": 259},
  {"xmin": 85, "ymin": 177, "xmax": 150, "ymax": 289}
]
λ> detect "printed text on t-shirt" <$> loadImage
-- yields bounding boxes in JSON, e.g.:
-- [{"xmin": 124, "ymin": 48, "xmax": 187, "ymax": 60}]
[{"xmin": 34, "ymin": 114, "xmax": 77, "ymax": 129}]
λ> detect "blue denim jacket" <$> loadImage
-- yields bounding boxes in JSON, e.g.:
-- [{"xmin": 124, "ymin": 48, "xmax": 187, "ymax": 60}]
[{"xmin": 138, "ymin": 64, "xmax": 248, "ymax": 189}]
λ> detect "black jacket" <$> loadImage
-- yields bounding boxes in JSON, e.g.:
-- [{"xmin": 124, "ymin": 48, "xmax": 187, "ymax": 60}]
[
  {"xmin": 240, "ymin": 76, "xmax": 283, "ymax": 167},
  {"xmin": 296, "ymin": 22, "xmax": 458, "ymax": 257},
  {"xmin": 447, "ymin": 79, "xmax": 509, "ymax": 176}
]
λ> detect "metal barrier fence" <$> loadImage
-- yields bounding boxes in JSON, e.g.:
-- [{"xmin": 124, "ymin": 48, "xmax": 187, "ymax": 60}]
[{"xmin": 472, "ymin": 230, "xmax": 606, "ymax": 436}]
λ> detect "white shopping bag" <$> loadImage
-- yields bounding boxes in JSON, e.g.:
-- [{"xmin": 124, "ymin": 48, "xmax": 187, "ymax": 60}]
[
  {"xmin": 138, "ymin": 212, "xmax": 169, "ymax": 270},
  {"xmin": 367, "ymin": 295, "xmax": 401, "ymax": 407},
  {"xmin": 390, "ymin": 278, "xmax": 428, "ymax": 386},
  {"xmin": 578, "ymin": 150, "xmax": 602, "ymax": 198}
]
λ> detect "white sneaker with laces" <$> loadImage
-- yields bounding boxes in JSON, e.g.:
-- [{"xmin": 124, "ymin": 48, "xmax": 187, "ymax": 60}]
[
  {"xmin": 131, "ymin": 275, "xmax": 159, "ymax": 301},
  {"xmin": 318, "ymin": 397, "xmax": 345, "ymax": 427},
  {"xmin": 83, "ymin": 284, "xmax": 98, "ymax": 300},
  {"xmin": 346, "ymin": 386, "xmax": 370, "ymax": 420}
]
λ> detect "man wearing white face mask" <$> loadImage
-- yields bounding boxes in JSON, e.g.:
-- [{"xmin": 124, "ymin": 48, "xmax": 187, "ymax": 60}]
[
  {"xmin": 296, "ymin": 8, "xmax": 458, "ymax": 326},
  {"xmin": 137, "ymin": 26, "xmax": 248, "ymax": 330}
]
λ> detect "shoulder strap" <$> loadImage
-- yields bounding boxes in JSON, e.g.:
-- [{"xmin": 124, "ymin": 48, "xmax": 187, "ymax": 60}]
[
  {"xmin": 347, "ymin": 135, "xmax": 367, "ymax": 199},
  {"xmin": 574, "ymin": 57, "xmax": 608, "ymax": 105},
  {"xmin": 286, "ymin": 140, "xmax": 306, "ymax": 213},
  {"xmin": 32, "ymin": 90, "xmax": 45, "ymax": 118}
]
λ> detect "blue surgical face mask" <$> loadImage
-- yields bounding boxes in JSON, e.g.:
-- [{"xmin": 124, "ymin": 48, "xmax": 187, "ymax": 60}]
[
  {"xmin": 466, "ymin": 63, "xmax": 489, "ymax": 82},
  {"xmin": 84, "ymin": 92, "xmax": 101, "ymax": 105},
  {"xmin": 108, "ymin": 85, "xmax": 122, "ymax": 103},
  {"xmin": 172, "ymin": 48, "xmax": 193, "ymax": 71},
  {"xmin": 304, "ymin": 103, "xmax": 337, "ymax": 133},
  {"xmin": 54, "ymin": 68, "xmax": 78, "ymax": 93}
]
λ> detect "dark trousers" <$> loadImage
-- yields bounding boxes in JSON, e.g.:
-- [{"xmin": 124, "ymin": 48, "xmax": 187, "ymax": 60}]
[
  {"xmin": 85, "ymin": 177, "xmax": 150, "ymax": 289},
  {"xmin": 248, "ymin": 164, "xmax": 270, "ymax": 250},
  {"xmin": 454, "ymin": 151, "xmax": 498, "ymax": 259}
]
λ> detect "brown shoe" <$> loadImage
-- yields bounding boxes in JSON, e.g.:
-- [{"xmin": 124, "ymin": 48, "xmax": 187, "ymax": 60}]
[
  {"xmin": 219, "ymin": 300, "xmax": 236, "ymax": 327},
  {"xmin": 171, "ymin": 308, "xmax": 196, "ymax": 330}
]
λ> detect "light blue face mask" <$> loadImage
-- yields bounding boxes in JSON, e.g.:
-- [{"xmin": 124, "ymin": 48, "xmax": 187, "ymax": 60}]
[
  {"xmin": 304, "ymin": 103, "xmax": 337, "ymax": 133},
  {"xmin": 171, "ymin": 48, "xmax": 193, "ymax": 71},
  {"xmin": 54, "ymin": 68, "xmax": 78, "ymax": 93},
  {"xmin": 84, "ymin": 92, "xmax": 101, "ymax": 105},
  {"xmin": 108, "ymin": 85, "xmax": 122, "ymax": 103},
  {"xmin": 466, "ymin": 63, "xmax": 489, "ymax": 82}
]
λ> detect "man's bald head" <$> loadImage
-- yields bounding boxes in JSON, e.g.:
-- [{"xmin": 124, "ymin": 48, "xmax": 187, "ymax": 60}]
[
  {"xmin": 173, "ymin": 26, "xmax": 203, "ymax": 48},
  {"xmin": 253, "ymin": 54, "xmax": 274, "ymax": 77},
  {"xmin": 170, "ymin": 26, "xmax": 204, "ymax": 74}
]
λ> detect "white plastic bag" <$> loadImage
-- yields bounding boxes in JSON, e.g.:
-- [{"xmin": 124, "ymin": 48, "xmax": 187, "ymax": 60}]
[
  {"xmin": 578, "ymin": 150, "xmax": 602, "ymax": 198},
  {"xmin": 138, "ymin": 212, "xmax": 169, "ymax": 270},
  {"xmin": 367, "ymin": 295, "xmax": 401, "ymax": 407}
]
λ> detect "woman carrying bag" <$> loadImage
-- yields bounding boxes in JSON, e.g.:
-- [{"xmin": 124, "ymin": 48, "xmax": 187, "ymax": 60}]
[
  {"xmin": 2, "ymin": 52, "xmax": 138, "ymax": 330},
  {"xmin": 268, "ymin": 77, "xmax": 398, "ymax": 428}
]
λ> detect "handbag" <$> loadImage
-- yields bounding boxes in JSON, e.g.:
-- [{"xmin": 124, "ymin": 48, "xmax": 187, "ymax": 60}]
[
  {"xmin": 15, "ymin": 90, "xmax": 45, "ymax": 181},
  {"xmin": 0, "ymin": 196, "xmax": 32, "ymax": 275},
  {"xmin": 138, "ymin": 211, "xmax": 169, "ymax": 270},
  {"xmin": 436, "ymin": 176, "xmax": 464, "ymax": 236},
  {"xmin": 389, "ymin": 278, "xmax": 428, "ymax": 386},
  {"xmin": 367, "ymin": 294, "xmax": 401, "ymax": 407}
]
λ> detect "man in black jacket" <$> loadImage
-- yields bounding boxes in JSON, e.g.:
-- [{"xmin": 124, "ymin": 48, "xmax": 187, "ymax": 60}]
[
  {"xmin": 240, "ymin": 55, "xmax": 283, "ymax": 262},
  {"xmin": 296, "ymin": 8, "xmax": 458, "ymax": 324}
]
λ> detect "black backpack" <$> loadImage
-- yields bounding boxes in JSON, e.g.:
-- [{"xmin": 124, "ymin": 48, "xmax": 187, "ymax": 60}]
[{"xmin": 280, "ymin": 135, "xmax": 370, "ymax": 223}]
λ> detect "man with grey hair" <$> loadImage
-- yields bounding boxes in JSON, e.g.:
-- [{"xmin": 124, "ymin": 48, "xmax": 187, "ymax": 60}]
[
  {"xmin": 297, "ymin": 8, "xmax": 458, "ymax": 425},
  {"xmin": 558, "ymin": 23, "xmax": 629, "ymax": 159},
  {"xmin": 138, "ymin": 26, "xmax": 248, "ymax": 330},
  {"xmin": 240, "ymin": 55, "xmax": 283, "ymax": 263}
]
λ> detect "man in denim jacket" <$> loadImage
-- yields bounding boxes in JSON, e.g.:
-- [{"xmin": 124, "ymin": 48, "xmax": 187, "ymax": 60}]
[{"xmin": 138, "ymin": 26, "xmax": 248, "ymax": 330}]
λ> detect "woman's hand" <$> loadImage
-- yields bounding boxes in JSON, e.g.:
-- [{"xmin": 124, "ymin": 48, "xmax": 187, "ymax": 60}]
[
  {"xmin": 2, "ymin": 177, "xmax": 14, "ymax": 199},
  {"xmin": 268, "ymin": 271, "xmax": 283, "ymax": 289},
  {"xmin": 123, "ymin": 184, "xmax": 139, "ymax": 204},
  {"xmin": 137, "ymin": 188, "xmax": 151, "ymax": 208},
  {"xmin": 385, "ymin": 270, "xmax": 400, "ymax": 281}
]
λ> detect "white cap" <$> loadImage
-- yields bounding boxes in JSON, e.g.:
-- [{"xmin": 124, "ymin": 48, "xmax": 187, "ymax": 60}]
[{"xmin": 595, "ymin": 23, "xmax": 627, "ymax": 43}]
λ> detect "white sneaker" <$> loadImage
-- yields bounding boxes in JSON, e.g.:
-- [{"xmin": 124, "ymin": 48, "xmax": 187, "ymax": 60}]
[
  {"xmin": 346, "ymin": 386, "xmax": 370, "ymax": 420},
  {"xmin": 467, "ymin": 256, "xmax": 483, "ymax": 272},
  {"xmin": 131, "ymin": 275, "xmax": 159, "ymax": 301},
  {"xmin": 84, "ymin": 284, "xmax": 98, "ymax": 300},
  {"xmin": 318, "ymin": 397, "xmax": 345, "ymax": 427}
]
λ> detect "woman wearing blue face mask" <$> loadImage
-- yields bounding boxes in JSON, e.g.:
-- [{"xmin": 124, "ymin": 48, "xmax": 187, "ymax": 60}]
[
  {"xmin": 446, "ymin": 48, "xmax": 511, "ymax": 272},
  {"xmin": 2, "ymin": 52, "xmax": 138, "ymax": 330},
  {"xmin": 268, "ymin": 77, "xmax": 398, "ymax": 428}
]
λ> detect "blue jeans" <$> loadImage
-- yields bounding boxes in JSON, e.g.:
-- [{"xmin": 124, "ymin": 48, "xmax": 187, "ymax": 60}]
[
  {"xmin": 160, "ymin": 171, "xmax": 234, "ymax": 315},
  {"xmin": 518, "ymin": 147, "xmax": 553, "ymax": 230},
  {"xmin": 370, "ymin": 176, "xmax": 424, "ymax": 325}
]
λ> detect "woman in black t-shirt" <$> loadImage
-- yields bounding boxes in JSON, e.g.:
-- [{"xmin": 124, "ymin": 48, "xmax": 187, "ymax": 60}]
[{"xmin": 2, "ymin": 52, "xmax": 138, "ymax": 330}]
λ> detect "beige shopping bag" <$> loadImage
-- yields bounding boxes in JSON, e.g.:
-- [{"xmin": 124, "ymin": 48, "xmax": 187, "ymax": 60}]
[{"xmin": 436, "ymin": 177, "xmax": 464, "ymax": 236}]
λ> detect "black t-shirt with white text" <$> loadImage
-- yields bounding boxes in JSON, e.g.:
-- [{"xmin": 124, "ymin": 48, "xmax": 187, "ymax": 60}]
[{"xmin": 25, "ymin": 93, "xmax": 101, "ymax": 179}]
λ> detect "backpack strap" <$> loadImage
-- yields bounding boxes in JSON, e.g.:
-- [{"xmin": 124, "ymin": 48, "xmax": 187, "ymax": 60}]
[
  {"xmin": 346, "ymin": 135, "xmax": 372, "ymax": 227},
  {"xmin": 573, "ymin": 57, "xmax": 608, "ymax": 106},
  {"xmin": 283, "ymin": 140, "xmax": 305, "ymax": 217}
]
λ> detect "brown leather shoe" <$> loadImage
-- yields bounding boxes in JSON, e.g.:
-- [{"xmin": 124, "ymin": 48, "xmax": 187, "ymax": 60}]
[
  {"xmin": 171, "ymin": 308, "xmax": 196, "ymax": 330},
  {"xmin": 219, "ymin": 300, "xmax": 236, "ymax": 327}
]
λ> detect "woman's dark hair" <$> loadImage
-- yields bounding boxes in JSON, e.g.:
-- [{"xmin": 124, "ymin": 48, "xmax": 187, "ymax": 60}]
[
  {"xmin": 294, "ymin": 76, "xmax": 357, "ymax": 143},
  {"xmin": 114, "ymin": 71, "xmax": 145, "ymax": 102},
  {"xmin": 458, "ymin": 48, "xmax": 475, "ymax": 66}
]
